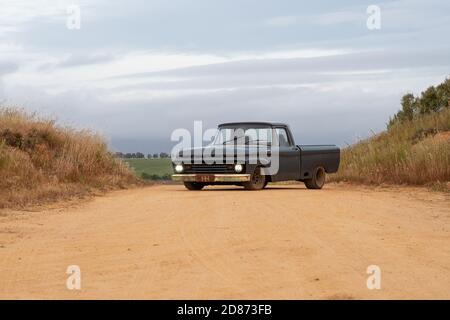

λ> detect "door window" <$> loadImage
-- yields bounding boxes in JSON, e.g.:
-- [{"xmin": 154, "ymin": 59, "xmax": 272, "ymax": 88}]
[{"xmin": 275, "ymin": 128, "xmax": 290, "ymax": 147}]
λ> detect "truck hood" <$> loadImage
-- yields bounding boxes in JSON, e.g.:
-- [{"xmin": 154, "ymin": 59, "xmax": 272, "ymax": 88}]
[{"xmin": 173, "ymin": 145, "xmax": 272, "ymax": 163}]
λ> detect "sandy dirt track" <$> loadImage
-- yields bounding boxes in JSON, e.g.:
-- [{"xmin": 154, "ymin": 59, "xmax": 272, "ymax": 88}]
[{"xmin": 0, "ymin": 184, "xmax": 449, "ymax": 299}]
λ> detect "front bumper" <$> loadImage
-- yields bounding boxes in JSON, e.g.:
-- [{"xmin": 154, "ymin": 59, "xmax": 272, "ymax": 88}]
[{"xmin": 172, "ymin": 174, "xmax": 251, "ymax": 183}]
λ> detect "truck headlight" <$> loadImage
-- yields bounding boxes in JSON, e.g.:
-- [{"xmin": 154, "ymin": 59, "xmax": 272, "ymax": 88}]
[
  {"xmin": 175, "ymin": 164, "xmax": 184, "ymax": 173},
  {"xmin": 234, "ymin": 164, "xmax": 243, "ymax": 173}
]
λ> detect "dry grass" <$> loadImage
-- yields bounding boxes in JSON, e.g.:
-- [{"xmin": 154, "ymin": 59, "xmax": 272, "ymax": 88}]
[
  {"xmin": 330, "ymin": 108, "xmax": 450, "ymax": 189},
  {"xmin": 0, "ymin": 107, "xmax": 139, "ymax": 209}
]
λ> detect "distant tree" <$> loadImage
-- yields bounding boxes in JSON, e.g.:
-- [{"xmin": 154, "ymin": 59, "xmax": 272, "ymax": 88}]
[
  {"xmin": 396, "ymin": 93, "xmax": 419, "ymax": 121},
  {"xmin": 115, "ymin": 152, "xmax": 124, "ymax": 158},
  {"xmin": 419, "ymin": 86, "xmax": 439, "ymax": 115},
  {"xmin": 388, "ymin": 78, "xmax": 450, "ymax": 128},
  {"xmin": 159, "ymin": 152, "xmax": 169, "ymax": 158},
  {"xmin": 125, "ymin": 153, "xmax": 132, "ymax": 159},
  {"xmin": 153, "ymin": 153, "xmax": 159, "ymax": 159},
  {"xmin": 436, "ymin": 78, "xmax": 450, "ymax": 111},
  {"xmin": 147, "ymin": 154, "xmax": 152, "ymax": 159},
  {"xmin": 135, "ymin": 152, "xmax": 145, "ymax": 159}
]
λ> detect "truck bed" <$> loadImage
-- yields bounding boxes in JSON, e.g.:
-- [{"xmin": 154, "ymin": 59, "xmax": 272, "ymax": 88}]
[{"xmin": 297, "ymin": 145, "xmax": 340, "ymax": 180}]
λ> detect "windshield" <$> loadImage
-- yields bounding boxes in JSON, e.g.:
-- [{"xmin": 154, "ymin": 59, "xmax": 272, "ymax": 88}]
[{"xmin": 213, "ymin": 127, "xmax": 273, "ymax": 145}]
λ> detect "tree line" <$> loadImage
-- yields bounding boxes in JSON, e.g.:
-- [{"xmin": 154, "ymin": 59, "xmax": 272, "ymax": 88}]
[
  {"xmin": 388, "ymin": 78, "xmax": 450, "ymax": 128},
  {"xmin": 115, "ymin": 152, "xmax": 170, "ymax": 159}
]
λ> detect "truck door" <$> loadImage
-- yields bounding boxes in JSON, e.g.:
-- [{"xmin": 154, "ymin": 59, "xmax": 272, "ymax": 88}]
[{"xmin": 273, "ymin": 127, "xmax": 301, "ymax": 181}]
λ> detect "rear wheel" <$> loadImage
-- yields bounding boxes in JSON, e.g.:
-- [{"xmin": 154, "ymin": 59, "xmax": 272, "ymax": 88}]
[
  {"xmin": 304, "ymin": 166, "xmax": 326, "ymax": 189},
  {"xmin": 243, "ymin": 167, "xmax": 266, "ymax": 190},
  {"xmin": 184, "ymin": 182, "xmax": 205, "ymax": 190}
]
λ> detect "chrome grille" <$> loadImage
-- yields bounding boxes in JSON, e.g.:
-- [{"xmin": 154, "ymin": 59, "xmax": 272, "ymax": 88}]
[{"xmin": 184, "ymin": 164, "xmax": 235, "ymax": 174}]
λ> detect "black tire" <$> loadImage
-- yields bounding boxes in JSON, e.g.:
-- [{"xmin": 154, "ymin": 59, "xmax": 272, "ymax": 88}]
[
  {"xmin": 183, "ymin": 182, "xmax": 205, "ymax": 190},
  {"xmin": 304, "ymin": 166, "xmax": 326, "ymax": 189},
  {"xmin": 243, "ymin": 167, "xmax": 266, "ymax": 190}
]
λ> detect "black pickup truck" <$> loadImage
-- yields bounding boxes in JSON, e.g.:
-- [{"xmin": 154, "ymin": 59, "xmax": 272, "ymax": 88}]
[{"xmin": 172, "ymin": 122, "xmax": 340, "ymax": 190}]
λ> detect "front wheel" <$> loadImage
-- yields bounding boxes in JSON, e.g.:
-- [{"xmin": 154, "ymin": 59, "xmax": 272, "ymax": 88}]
[
  {"xmin": 184, "ymin": 182, "xmax": 205, "ymax": 190},
  {"xmin": 304, "ymin": 166, "xmax": 326, "ymax": 189},
  {"xmin": 243, "ymin": 167, "xmax": 266, "ymax": 190}
]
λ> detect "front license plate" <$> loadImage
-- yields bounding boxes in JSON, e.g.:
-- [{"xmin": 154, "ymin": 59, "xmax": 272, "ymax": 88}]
[{"xmin": 196, "ymin": 174, "xmax": 215, "ymax": 182}]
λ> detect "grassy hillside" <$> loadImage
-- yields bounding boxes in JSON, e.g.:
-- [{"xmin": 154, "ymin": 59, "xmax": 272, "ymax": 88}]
[
  {"xmin": 124, "ymin": 158, "xmax": 173, "ymax": 180},
  {"xmin": 330, "ymin": 108, "xmax": 450, "ymax": 188},
  {"xmin": 0, "ymin": 108, "xmax": 138, "ymax": 208}
]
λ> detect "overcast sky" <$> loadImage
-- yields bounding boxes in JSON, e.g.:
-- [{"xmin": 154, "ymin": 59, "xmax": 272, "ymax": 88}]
[{"xmin": 0, "ymin": 0, "xmax": 449, "ymax": 152}]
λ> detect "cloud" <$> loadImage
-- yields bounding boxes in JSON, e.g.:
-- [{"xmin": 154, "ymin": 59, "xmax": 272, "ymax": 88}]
[
  {"xmin": 267, "ymin": 6, "xmax": 364, "ymax": 28},
  {"xmin": 57, "ymin": 53, "xmax": 118, "ymax": 68},
  {"xmin": 314, "ymin": 11, "xmax": 363, "ymax": 26},
  {"xmin": 1, "ymin": 0, "xmax": 450, "ymax": 153},
  {"xmin": 101, "ymin": 47, "xmax": 450, "ymax": 101},
  {"xmin": 2, "ymin": 43, "xmax": 449, "ymax": 152},
  {"xmin": 0, "ymin": 0, "xmax": 63, "ymax": 30},
  {"xmin": 266, "ymin": 0, "xmax": 450, "ymax": 32},
  {"xmin": 267, "ymin": 16, "xmax": 298, "ymax": 27},
  {"xmin": 0, "ymin": 0, "xmax": 104, "ymax": 31},
  {"xmin": 0, "ymin": 61, "xmax": 18, "ymax": 76},
  {"xmin": 267, "ymin": 11, "xmax": 362, "ymax": 27}
]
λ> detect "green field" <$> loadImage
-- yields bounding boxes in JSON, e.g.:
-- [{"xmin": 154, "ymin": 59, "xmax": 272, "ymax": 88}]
[{"xmin": 123, "ymin": 158, "xmax": 173, "ymax": 180}]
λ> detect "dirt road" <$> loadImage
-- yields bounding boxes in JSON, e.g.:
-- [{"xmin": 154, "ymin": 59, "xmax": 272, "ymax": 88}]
[{"xmin": 0, "ymin": 184, "xmax": 449, "ymax": 299}]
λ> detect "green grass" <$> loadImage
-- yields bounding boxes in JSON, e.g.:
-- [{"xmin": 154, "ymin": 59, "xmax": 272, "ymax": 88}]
[{"xmin": 124, "ymin": 158, "xmax": 173, "ymax": 180}]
